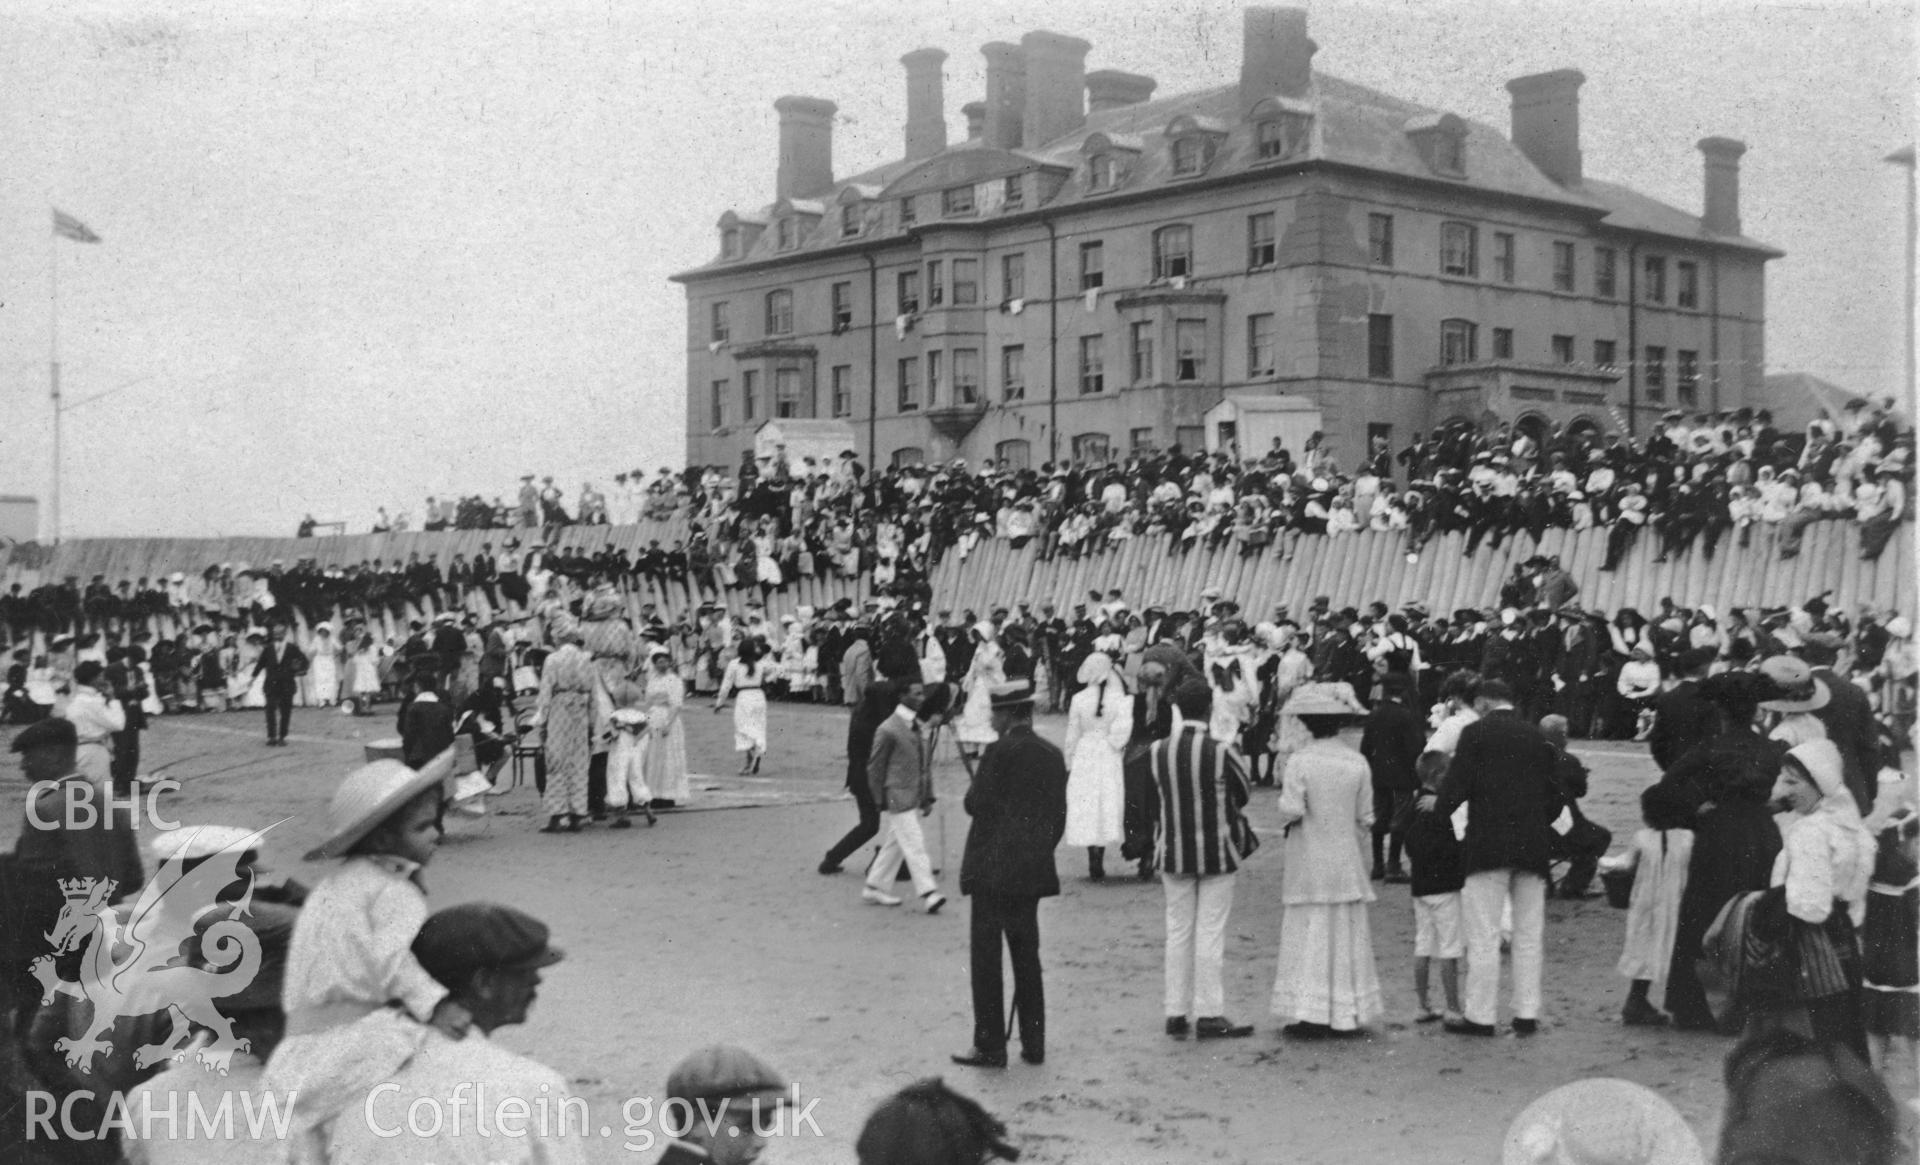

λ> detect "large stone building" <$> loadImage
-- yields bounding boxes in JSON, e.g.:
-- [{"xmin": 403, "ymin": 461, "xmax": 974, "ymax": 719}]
[{"xmin": 672, "ymin": 7, "xmax": 1780, "ymax": 471}]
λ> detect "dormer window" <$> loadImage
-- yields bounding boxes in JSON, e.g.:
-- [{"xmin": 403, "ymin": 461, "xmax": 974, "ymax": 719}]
[
  {"xmin": 1256, "ymin": 113, "xmax": 1311, "ymax": 161},
  {"xmin": 840, "ymin": 204, "xmax": 861, "ymax": 239},
  {"xmin": 721, "ymin": 227, "xmax": 742, "ymax": 259},
  {"xmin": 899, "ymin": 197, "xmax": 917, "ymax": 227},
  {"xmin": 1080, "ymin": 132, "xmax": 1143, "ymax": 194},
  {"xmin": 1003, "ymin": 175, "xmax": 1024, "ymax": 210},
  {"xmin": 1089, "ymin": 154, "xmax": 1122, "ymax": 191},
  {"xmin": 1164, "ymin": 114, "xmax": 1225, "ymax": 179},
  {"xmin": 776, "ymin": 217, "xmax": 798, "ymax": 251},
  {"xmin": 942, "ymin": 186, "xmax": 975, "ymax": 216},
  {"xmin": 1405, "ymin": 113, "xmax": 1469, "ymax": 178},
  {"xmin": 1248, "ymin": 97, "xmax": 1313, "ymax": 164},
  {"xmin": 1171, "ymin": 137, "xmax": 1206, "ymax": 176}
]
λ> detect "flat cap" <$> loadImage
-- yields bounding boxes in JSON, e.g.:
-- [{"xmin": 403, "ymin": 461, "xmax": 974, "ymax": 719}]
[
  {"xmin": 667, "ymin": 1045, "xmax": 787, "ymax": 1106},
  {"xmin": 413, "ymin": 902, "xmax": 565, "ymax": 986},
  {"xmin": 11, "ymin": 717, "xmax": 77, "ymax": 753}
]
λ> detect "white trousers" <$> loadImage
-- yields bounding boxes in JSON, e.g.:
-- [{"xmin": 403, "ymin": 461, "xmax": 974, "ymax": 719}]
[
  {"xmin": 1462, "ymin": 869, "xmax": 1546, "ymax": 1026},
  {"xmin": 604, "ymin": 732, "xmax": 650, "ymax": 811},
  {"xmin": 1163, "ymin": 873, "xmax": 1235, "ymax": 1019},
  {"xmin": 867, "ymin": 810, "xmax": 938, "ymax": 897}
]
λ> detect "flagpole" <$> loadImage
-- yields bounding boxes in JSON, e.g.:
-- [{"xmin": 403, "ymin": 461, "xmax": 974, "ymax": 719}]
[{"xmin": 49, "ymin": 223, "xmax": 61, "ymax": 546}]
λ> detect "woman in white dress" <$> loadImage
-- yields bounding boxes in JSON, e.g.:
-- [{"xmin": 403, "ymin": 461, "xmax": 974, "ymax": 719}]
[
  {"xmin": 1271, "ymin": 682, "xmax": 1385, "ymax": 1038},
  {"xmin": 715, "ymin": 639, "xmax": 773, "ymax": 774},
  {"xmin": 1609, "ymin": 818, "xmax": 1693, "ymax": 1026},
  {"xmin": 233, "ymin": 633, "xmax": 267, "ymax": 708},
  {"xmin": 1063, "ymin": 651, "xmax": 1132, "ymax": 881},
  {"xmin": 644, "ymin": 648, "xmax": 690, "ymax": 807},
  {"xmin": 305, "ymin": 624, "xmax": 341, "ymax": 707},
  {"xmin": 956, "ymin": 621, "xmax": 1004, "ymax": 759},
  {"xmin": 349, "ymin": 633, "xmax": 383, "ymax": 713}
]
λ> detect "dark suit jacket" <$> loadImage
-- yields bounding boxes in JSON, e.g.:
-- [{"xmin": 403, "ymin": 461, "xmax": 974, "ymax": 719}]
[
  {"xmin": 1436, "ymin": 707, "xmax": 1558, "ymax": 877},
  {"xmin": 1811, "ymin": 666, "xmax": 1880, "ymax": 812},
  {"xmin": 1649, "ymin": 679, "xmax": 1719, "ymax": 771},
  {"xmin": 253, "ymin": 641, "xmax": 309, "ymax": 694},
  {"xmin": 846, "ymin": 682, "xmax": 897, "ymax": 793},
  {"xmin": 960, "ymin": 724, "xmax": 1067, "ymax": 899},
  {"xmin": 1359, "ymin": 698, "xmax": 1423, "ymax": 792}
]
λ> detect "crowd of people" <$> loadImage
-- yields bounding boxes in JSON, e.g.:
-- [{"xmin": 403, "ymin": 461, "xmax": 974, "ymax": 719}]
[
  {"xmin": 325, "ymin": 398, "xmax": 1912, "ymax": 576},
  {"xmin": 1, "ymin": 543, "xmax": 1916, "ymax": 1159}
]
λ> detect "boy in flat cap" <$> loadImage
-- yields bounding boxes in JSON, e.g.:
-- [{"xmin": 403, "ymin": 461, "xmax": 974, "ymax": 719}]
[
  {"xmin": 325, "ymin": 902, "xmax": 582, "ymax": 1164},
  {"xmin": 656, "ymin": 1044, "xmax": 789, "ymax": 1165}
]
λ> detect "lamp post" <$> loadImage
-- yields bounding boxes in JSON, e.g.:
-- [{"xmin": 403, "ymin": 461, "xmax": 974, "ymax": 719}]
[{"xmin": 1888, "ymin": 145, "xmax": 1916, "ymax": 417}]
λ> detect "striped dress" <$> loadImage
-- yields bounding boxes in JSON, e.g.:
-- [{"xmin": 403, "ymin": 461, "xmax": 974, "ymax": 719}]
[
  {"xmin": 536, "ymin": 644, "xmax": 602, "ymax": 818},
  {"xmin": 1147, "ymin": 724, "xmax": 1257, "ymax": 876}
]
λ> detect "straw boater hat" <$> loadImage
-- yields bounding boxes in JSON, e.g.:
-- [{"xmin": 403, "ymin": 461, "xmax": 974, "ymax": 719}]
[
  {"xmin": 1281, "ymin": 682, "xmax": 1368, "ymax": 717},
  {"xmin": 1757, "ymin": 655, "xmax": 1832, "ymax": 713},
  {"xmin": 305, "ymin": 749, "xmax": 456, "ymax": 861}
]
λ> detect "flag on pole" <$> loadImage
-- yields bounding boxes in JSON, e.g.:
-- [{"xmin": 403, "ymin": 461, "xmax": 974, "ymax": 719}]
[{"xmin": 52, "ymin": 209, "xmax": 100, "ymax": 244}]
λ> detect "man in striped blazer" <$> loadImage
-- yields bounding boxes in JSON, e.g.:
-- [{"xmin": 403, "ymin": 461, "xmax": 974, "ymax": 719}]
[{"xmin": 1147, "ymin": 678, "xmax": 1259, "ymax": 1040}]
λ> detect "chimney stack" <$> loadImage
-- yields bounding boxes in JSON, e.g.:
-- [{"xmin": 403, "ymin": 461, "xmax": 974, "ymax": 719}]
[
  {"xmin": 1086, "ymin": 69, "xmax": 1156, "ymax": 113},
  {"xmin": 962, "ymin": 101, "xmax": 986, "ymax": 141},
  {"xmin": 1698, "ymin": 136, "xmax": 1747, "ymax": 235},
  {"xmin": 1506, "ymin": 69, "xmax": 1585, "ymax": 186},
  {"xmin": 1020, "ymin": 30, "xmax": 1091, "ymax": 148},
  {"xmin": 901, "ymin": 48, "xmax": 949, "ymax": 161},
  {"xmin": 983, "ymin": 42, "xmax": 1027, "ymax": 151},
  {"xmin": 774, "ymin": 95, "xmax": 836, "ymax": 199},
  {"xmin": 1239, "ymin": 7, "xmax": 1316, "ymax": 116}
]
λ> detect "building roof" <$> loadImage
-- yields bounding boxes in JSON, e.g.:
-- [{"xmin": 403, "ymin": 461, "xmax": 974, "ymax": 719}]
[
  {"xmin": 1573, "ymin": 177, "xmax": 1782, "ymax": 256},
  {"xmin": 682, "ymin": 64, "xmax": 1779, "ymax": 277}
]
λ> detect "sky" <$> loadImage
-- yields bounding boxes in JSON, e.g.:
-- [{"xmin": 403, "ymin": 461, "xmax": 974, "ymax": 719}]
[{"xmin": 0, "ymin": 0, "xmax": 1911, "ymax": 539}]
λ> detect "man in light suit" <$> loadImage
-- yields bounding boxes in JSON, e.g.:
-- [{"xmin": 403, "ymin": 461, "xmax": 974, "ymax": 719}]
[{"xmin": 861, "ymin": 679, "xmax": 945, "ymax": 914}]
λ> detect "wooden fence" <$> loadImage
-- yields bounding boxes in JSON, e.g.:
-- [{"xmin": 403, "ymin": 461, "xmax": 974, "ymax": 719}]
[{"xmin": 930, "ymin": 520, "xmax": 1914, "ymax": 618}]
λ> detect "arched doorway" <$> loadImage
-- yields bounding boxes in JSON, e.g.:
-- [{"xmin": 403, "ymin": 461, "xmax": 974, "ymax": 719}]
[{"xmin": 1515, "ymin": 412, "xmax": 1551, "ymax": 448}]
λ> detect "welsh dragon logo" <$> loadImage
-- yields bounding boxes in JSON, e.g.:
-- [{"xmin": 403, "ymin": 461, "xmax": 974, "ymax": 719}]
[{"xmin": 31, "ymin": 824, "xmax": 276, "ymax": 1076}]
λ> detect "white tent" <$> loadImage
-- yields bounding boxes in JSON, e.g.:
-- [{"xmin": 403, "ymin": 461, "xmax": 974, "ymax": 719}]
[
  {"xmin": 753, "ymin": 419, "xmax": 856, "ymax": 473},
  {"xmin": 1201, "ymin": 395, "xmax": 1322, "ymax": 461}
]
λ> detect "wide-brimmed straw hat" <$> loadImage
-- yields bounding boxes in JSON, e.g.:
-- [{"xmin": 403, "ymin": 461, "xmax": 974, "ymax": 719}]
[
  {"xmin": 305, "ymin": 749, "xmax": 455, "ymax": 861},
  {"xmin": 1757, "ymin": 655, "xmax": 1831, "ymax": 713},
  {"xmin": 1281, "ymin": 682, "xmax": 1368, "ymax": 717}
]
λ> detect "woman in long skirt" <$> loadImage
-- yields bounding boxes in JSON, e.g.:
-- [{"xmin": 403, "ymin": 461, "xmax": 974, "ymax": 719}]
[
  {"xmin": 1063, "ymin": 651, "xmax": 1131, "ymax": 881},
  {"xmin": 644, "ymin": 647, "xmax": 690, "ymax": 807},
  {"xmin": 955, "ymin": 622, "xmax": 1003, "ymax": 759},
  {"xmin": 1270, "ymin": 682, "xmax": 1384, "ymax": 1037},
  {"xmin": 714, "ymin": 638, "xmax": 772, "ymax": 774},
  {"xmin": 533, "ymin": 625, "xmax": 605, "ymax": 833}
]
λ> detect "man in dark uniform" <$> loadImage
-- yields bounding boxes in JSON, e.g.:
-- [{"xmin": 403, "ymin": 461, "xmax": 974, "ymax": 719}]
[
  {"xmin": 953, "ymin": 681, "xmax": 1067, "ymax": 1069},
  {"xmin": 253, "ymin": 621, "xmax": 309, "ymax": 747},
  {"xmin": 1360, "ymin": 672, "xmax": 1423, "ymax": 882},
  {"xmin": 819, "ymin": 678, "xmax": 895, "ymax": 875}
]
